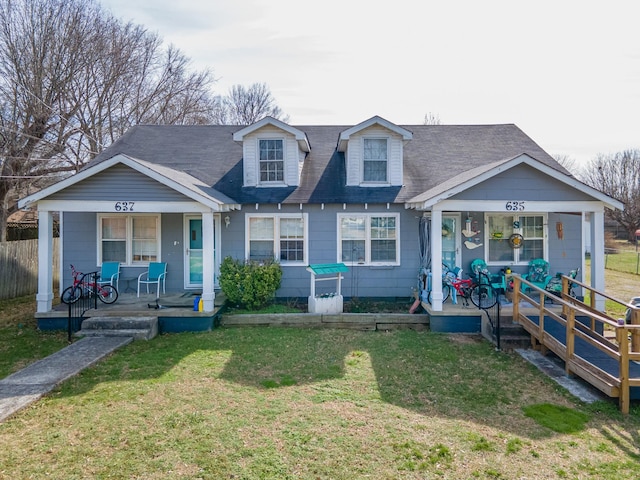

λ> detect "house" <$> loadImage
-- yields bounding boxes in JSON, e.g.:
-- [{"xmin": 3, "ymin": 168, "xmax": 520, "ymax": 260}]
[{"xmin": 18, "ymin": 115, "xmax": 623, "ymax": 317}]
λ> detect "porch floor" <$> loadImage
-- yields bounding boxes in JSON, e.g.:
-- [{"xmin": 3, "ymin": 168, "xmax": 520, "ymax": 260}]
[{"xmin": 39, "ymin": 291, "xmax": 226, "ymax": 319}]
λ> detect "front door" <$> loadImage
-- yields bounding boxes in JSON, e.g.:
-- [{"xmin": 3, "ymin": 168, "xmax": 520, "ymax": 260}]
[
  {"xmin": 442, "ymin": 214, "xmax": 460, "ymax": 269},
  {"xmin": 185, "ymin": 217, "xmax": 203, "ymax": 288},
  {"xmin": 184, "ymin": 214, "xmax": 220, "ymax": 290}
]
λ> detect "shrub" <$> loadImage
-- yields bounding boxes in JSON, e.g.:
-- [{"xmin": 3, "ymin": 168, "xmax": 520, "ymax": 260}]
[{"xmin": 219, "ymin": 257, "xmax": 282, "ymax": 310}]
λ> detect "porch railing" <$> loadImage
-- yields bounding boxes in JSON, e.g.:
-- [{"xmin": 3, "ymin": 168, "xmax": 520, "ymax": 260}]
[
  {"xmin": 67, "ymin": 271, "xmax": 98, "ymax": 342},
  {"xmin": 512, "ymin": 274, "xmax": 640, "ymax": 414}
]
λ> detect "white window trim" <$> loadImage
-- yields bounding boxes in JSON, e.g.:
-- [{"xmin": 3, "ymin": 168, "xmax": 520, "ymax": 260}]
[
  {"xmin": 337, "ymin": 212, "xmax": 400, "ymax": 266},
  {"xmin": 485, "ymin": 213, "xmax": 547, "ymax": 266},
  {"xmin": 257, "ymin": 136, "xmax": 286, "ymax": 186},
  {"xmin": 245, "ymin": 213, "xmax": 308, "ymax": 265},
  {"xmin": 97, "ymin": 213, "xmax": 161, "ymax": 266},
  {"xmin": 361, "ymin": 136, "xmax": 390, "ymax": 186}
]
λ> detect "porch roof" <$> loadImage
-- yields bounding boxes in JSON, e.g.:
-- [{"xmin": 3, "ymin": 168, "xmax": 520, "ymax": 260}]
[
  {"xmin": 19, "ymin": 154, "xmax": 241, "ymax": 212},
  {"xmin": 405, "ymin": 154, "xmax": 624, "ymax": 211}
]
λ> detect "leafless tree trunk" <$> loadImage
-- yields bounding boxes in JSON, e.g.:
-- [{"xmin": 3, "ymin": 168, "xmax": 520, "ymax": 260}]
[{"xmin": 581, "ymin": 149, "xmax": 640, "ymax": 242}]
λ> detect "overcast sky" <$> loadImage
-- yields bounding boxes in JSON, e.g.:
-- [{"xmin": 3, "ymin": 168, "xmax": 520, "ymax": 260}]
[{"xmin": 100, "ymin": 0, "xmax": 639, "ymax": 166}]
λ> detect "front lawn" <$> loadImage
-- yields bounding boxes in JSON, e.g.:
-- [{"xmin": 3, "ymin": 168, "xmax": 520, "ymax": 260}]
[
  {"xmin": 0, "ymin": 296, "xmax": 67, "ymax": 378},
  {"xmin": 1, "ymin": 327, "xmax": 639, "ymax": 479}
]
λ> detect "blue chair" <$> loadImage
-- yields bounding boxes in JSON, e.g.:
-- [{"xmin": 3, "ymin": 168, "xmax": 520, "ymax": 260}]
[
  {"xmin": 97, "ymin": 261, "xmax": 120, "ymax": 290},
  {"xmin": 137, "ymin": 262, "xmax": 167, "ymax": 298},
  {"xmin": 470, "ymin": 259, "xmax": 506, "ymax": 294},
  {"xmin": 521, "ymin": 258, "xmax": 553, "ymax": 292}
]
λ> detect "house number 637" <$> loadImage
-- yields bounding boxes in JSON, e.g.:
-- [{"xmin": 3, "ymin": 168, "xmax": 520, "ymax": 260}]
[
  {"xmin": 505, "ymin": 201, "xmax": 525, "ymax": 211},
  {"xmin": 114, "ymin": 201, "xmax": 134, "ymax": 212}
]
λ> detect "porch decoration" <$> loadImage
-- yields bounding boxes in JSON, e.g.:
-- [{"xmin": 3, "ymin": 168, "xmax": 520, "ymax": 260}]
[
  {"xmin": 464, "ymin": 240, "xmax": 483, "ymax": 250},
  {"xmin": 462, "ymin": 217, "xmax": 479, "ymax": 238},
  {"xmin": 508, "ymin": 233, "xmax": 524, "ymax": 248},
  {"xmin": 306, "ymin": 263, "xmax": 348, "ymax": 314}
]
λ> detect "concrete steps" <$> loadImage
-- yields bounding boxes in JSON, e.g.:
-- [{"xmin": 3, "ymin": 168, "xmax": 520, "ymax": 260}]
[
  {"xmin": 494, "ymin": 322, "xmax": 531, "ymax": 351},
  {"xmin": 481, "ymin": 313, "xmax": 531, "ymax": 351},
  {"xmin": 76, "ymin": 316, "xmax": 158, "ymax": 340}
]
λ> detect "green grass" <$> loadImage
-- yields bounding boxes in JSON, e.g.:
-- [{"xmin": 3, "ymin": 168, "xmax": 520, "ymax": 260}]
[
  {"xmin": 1, "ymin": 327, "xmax": 639, "ymax": 479},
  {"xmin": 605, "ymin": 250, "xmax": 640, "ymax": 276},
  {"xmin": 0, "ymin": 296, "xmax": 68, "ymax": 378}
]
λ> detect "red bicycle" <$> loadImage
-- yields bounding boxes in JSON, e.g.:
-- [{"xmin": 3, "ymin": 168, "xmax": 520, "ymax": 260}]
[
  {"xmin": 428, "ymin": 263, "xmax": 498, "ymax": 308},
  {"xmin": 61, "ymin": 264, "xmax": 119, "ymax": 304}
]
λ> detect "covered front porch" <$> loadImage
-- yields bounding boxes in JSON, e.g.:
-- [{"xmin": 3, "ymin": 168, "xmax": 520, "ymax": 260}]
[
  {"xmin": 18, "ymin": 155, "xmax": 242, "ymax": 317},
  {"xmin": 404, "ymin": 154, "xmax": 624, "ymax": 315},
  {"xmin": 36, "ymin": 291, "xmax": 227, "ymax": 334}
]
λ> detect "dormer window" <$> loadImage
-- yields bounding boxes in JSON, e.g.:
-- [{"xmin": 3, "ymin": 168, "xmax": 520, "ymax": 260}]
[
  {"xmin": 338, "ymin": 116, "xmax": 412, "ymax": 187},
  {"xmin": 259, "ymin": 139, "xmax": 284, "ymax": 183},
  {"xmin": 363, "ymin": 138, "xmax": 388, "ymax": 182}
]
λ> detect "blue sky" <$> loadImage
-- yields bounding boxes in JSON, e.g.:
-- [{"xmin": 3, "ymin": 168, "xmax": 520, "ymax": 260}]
[{"xmin": 100, "ymin": 0, "xmax": 640, "ymax": 165}]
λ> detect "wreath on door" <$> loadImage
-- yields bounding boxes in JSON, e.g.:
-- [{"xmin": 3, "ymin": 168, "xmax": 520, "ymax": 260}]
[{"xmin": 508, "ymin": 233, "xmax": 524, "ymax": 249}]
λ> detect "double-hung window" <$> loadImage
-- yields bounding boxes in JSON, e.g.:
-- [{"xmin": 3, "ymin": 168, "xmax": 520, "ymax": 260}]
[
  {"xmin": 259, "ymin": 139, "xmax": 284, "ymax": 183},
  {"xmin": 363, "ymin": 138, "xmax": 388, "ymax": 183},
  {"xmin": 99, "ymin": 214, "xmax": 160, "ymax": 265},
  {"xmin": 247, "ymin": 214, "xmax": 307, "ymax": 264},
  {"xmin": 487, "ymin": 214, "xmax": 545, "ymax": 264},
  {"xmin": 338, "ymin": 213, "xmax": 399, "ymax": 265}
]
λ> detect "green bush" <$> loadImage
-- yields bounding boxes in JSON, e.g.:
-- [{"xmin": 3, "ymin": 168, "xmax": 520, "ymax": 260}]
[{"xmin": 219, "ymin": 257, "xmax": 283, "ymax": 310}]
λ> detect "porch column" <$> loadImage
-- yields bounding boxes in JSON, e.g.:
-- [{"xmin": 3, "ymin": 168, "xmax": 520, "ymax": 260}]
[
  {"xmin": 201, "ymin": 211, "xmax": 215, "ymax": 312},
  {"xmin": 590, "ymin": 210, "xmax": 606, "ymax": 311},
  {"xmin": 36, "ymin": 209, "xmax": 54, "ymax": 313},
  {"xmin": 430, "ymin": 209, "xmax": 444, "ymax": 311}
]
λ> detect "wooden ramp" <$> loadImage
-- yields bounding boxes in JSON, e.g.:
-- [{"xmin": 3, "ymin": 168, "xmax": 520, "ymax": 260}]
[{"xmin": 512, "ymin": 275, "xmax": 640, "ymax": 414}]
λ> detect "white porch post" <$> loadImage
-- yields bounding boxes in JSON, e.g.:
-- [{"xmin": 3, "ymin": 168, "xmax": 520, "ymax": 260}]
[
  {"xmin": 36, "ymin": 210, "xmax": 54, "ymax": 313},
  {"xmin": 590, "ymin": 210, "xmax": 606, "ymax": 311},
  {"xmin": 201, "ymin": 211, "xmax": 215, "ymax": 312},
  {"xmin": 430, "ymin": 209, "xmax": 444, "ymax": 311}
]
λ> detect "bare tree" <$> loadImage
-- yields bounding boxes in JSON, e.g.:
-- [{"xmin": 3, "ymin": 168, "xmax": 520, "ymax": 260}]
[
  {"xmin": 582, "ymin": 149, "xmax": 640, "ymax": 242},
  {"xmin": 423, "ymin": 112, "xmax": 441, "ymax": 125},
  {"xmin": 0, "ymin": 0, "xmax": 216, "ymax": 241},
  {"xmin": 214, "ymin": 83, "xmax": 289, "ymax": 125},
  {"xmin": 553, "ymin": 154, "xmax": 582, "ymax": 176}
]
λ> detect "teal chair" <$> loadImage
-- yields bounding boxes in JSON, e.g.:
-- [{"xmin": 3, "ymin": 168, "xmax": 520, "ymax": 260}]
[
  {"xmin": 97, "ymin": 261, "xmax": 120, "ymax": 290},
  {"xmin": 137, "ymin": 262, "xmax": 167, "ymax": 298},
  {"xmin": 470, "ymin": 259, "xmax": 506, "ymax": 294},
  {"xmin": 521, "ymin": 258, "xmax": 553, "ymax": 292}
]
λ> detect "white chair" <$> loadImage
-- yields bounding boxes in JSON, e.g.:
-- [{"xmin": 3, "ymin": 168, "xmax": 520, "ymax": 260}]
[{"xmin": 137, "ymin": 262, "xmax": 167, "ymax": 298}]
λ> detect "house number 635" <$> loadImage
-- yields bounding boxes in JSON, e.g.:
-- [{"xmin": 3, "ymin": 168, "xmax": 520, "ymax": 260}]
[
  {"xmin": 114, "ymin": 201, "xmax": 134, "ymax": 212},
  {"xmin": 505, "ymin": 201, "xmax": 525, "ymax": 211}
]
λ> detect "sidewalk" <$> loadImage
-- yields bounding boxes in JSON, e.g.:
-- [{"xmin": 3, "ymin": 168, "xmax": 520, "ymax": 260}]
[{"xmin": 0, "ymin": 336, "xmax": 132, "ymax": 423}]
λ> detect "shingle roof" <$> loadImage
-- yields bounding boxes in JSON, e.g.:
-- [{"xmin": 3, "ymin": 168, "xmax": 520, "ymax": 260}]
[{"xmin": 92, "ymin": 123, "xmax": 566, "ymax": 205}]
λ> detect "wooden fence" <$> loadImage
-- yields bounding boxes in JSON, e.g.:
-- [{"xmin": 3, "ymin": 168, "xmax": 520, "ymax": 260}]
[{"xmin": 0, "ymin": 238, "xmax": 60, "ymax": 301}]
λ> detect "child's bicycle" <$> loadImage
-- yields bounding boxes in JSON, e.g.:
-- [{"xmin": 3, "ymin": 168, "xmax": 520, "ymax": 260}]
[
  {"xmin": 60, "ymin": 264, "xmax": 119, "ymax": 304},
  {"xmin": 428, "ymin": 263, "xmax": 498, "ymax": 309}
]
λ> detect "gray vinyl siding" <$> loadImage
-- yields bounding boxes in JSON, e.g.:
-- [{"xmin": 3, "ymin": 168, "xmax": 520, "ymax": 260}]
[
  {"xmin": 49, "ymin": 165, "xmax": 192, "ymax": 202},
  {"xmin": 547, "ymin": 213, "xmax": 583, "ymax": 280},
  {"xmin": 454, "ymin": 164, "xmax": 593, "ymax": 202},
  {"xmin": 457, "ymin": 211, "xmax": 582, "ymax": 281},
  {"xmin": 61, "ymin": 212, "xmax": 98, "ymax": 288},
  {"xmin": 221, "ymin": 204, "xmax": 420, "ymax": 299},
  {"xmin": 61, "ymin": 212, "xmax": 186, "ymax": 293},
  {"xmin": 160, "ymin": 214, "xmax": 185, "ymax": 292}
]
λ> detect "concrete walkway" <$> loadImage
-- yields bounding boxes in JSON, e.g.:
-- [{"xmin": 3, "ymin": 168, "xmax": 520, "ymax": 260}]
[
  {"xmin": 0, "ymin": 336, "xmax": 132, "ymax": 423},
  {"xmin": 516, "ymin": 348, "xmax": 606, "ymax": 403}
]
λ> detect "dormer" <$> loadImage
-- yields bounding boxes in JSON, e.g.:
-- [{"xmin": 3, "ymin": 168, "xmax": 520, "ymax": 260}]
[
  {"xmin": 337, "ymin": 116, "xmax": 412, "ymax": 187},
  {"xmin": 233, "ymin": 117, "xmax": 310, "ymax": 187}
]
